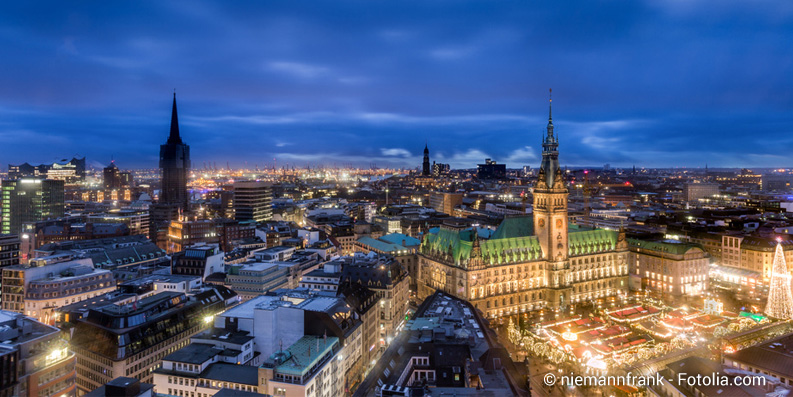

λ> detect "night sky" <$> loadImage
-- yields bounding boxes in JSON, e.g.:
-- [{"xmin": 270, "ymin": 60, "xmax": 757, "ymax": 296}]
[{"xmin": 0, "ymin": 1, "xmax": 791, "ymax": 170}]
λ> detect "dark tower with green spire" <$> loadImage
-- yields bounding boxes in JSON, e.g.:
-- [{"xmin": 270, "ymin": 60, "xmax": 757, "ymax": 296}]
[
  {"xmin": 422, "ymin": 142, "xmax": 431, "ymax": 176},
  {"xmin": 538, "ymin": 89, "xmax": 560, "ymax": 188},
  {"xmin": 159, "ymin": 93, "xmax": 190, "ymax": 210}
]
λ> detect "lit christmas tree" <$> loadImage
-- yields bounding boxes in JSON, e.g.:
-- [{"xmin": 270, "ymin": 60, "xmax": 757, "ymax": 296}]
[{"xmin": 765, "ymin": 240, "xmax": 793, "ymax": 319}]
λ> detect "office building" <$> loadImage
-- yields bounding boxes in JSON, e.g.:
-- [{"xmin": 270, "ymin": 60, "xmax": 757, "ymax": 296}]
[
  {"xmin": 338, "ymin": 282, "xmax": 380, "ymax": 374},
  {"xmin": 153, "ymin": 340, "xmax": 260, "ymax": 397},
  {"xmin": 88, "ymin": 208, "xmax": 151, "ymax": 237},
  {"xmin": 103, "ymin": 161, "xmax": 121, "ymax": 190},
  {"xmin": 171, "ymin": 245, "xmax": 225, "ymax": 279},
  {"xmin": 476, "ymin": 158, "xmax": 507, "ymax": 180},
  {"xmin": 167, "ymin": 218, "xmax": 219, "ymax": 253},
  {"xmin": 428, "ymin": 192, "xmax": 463, "ymax": 215},
  {"xmin": 35, "ymin": 235, "xmax": 169, "ymax": 275},
  {"xmin": 259, "ymin": 335, "xmax": 343, "ymax": 397},
  {"xmin": 340, "ymin": 255, "xmax": 410, "ymax": 354},
  {"xmin": 226, "ymin": 259, "xmax": 302, "ymax": 301},
  {"xmin": 0, "ymin": 234, "xmax": 20, "ymax": 269},
  {"xmin": 234, "ymin": 181, "xmax": 273, "ymax": 223},
  {"xmin": 167, "ymin": 218, "xmax": 255, "ymax": 253},
  {"xmin": 1, "ymin": 255, "xmax": 115, "ymax": 324},
  {"xmin": 0, "ymin": 310, "xmax": 76, "ymax": 397},
  {"xmin": 298, "ymin": 261, "xmax": 342, "ymax": 292},
  {"xmin": 628, "ymin": 239, "xmax": 709, "ymax": 299},
  {"xmin": 69, "ymin": 287, "xmax": 237, "ymax": 393},
  {"xmin": 213, "ymin": 289, "xmax": 363, "ymax": 396},
  {"xmin": 33, "ymin": 218, "xmax": 130, "ymax": 248},
  {"xmin": 431, "ymin": 162, "xmax": 450, "ymax": 177},
  {"xmin": 1, "ymin": 178, "xmax": 65, "ymax": 235},
  {"xmin": 683, "ymin": 182, "xmax": 719, "ymax": 202},
  {"xmin": 354, "ymin": 233, "xmax": 420, "ymax": 290}
]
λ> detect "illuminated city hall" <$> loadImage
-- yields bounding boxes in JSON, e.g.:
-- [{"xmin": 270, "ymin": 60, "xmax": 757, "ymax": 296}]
[{"xmin": 418, "ymin": 97, "xmax": 630, "ymax": 317}]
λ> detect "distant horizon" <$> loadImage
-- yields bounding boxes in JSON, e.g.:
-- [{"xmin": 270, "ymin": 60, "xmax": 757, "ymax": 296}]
[{"xmin": 6, "ymin": 159, "xmax": 793, "ymax": 174}]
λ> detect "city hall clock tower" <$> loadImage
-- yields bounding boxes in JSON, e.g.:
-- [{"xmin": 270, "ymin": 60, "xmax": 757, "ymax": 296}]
[{"xmin": 533, "ymin": 90, "xmax": 572, "ymax": 309}]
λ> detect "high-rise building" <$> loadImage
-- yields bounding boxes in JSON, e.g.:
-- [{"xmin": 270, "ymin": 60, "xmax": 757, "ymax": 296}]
[
  {"xmin": 0, "ymin": 178, "xmax": 65, "ymax": 235},
  {"xmin": 0, "ymin": 234, "xmax": 20, "ymax": 269},
  {"xmin": 422, "ymin": 143, "xmax": 430, "ymax": 176},
  {"xmin": 233, "ymin": 181, "xmax": 273, "ymax": 223},
  {"xmin": 103, "ymin": 161, "xmax": 121, "ymax": 190},
  {"xmin": 159, "ymin": 93, "xmax": 190, "ymax": 210},
  {"xmin": 120, "ymin": 171, "xmax": 133, "ymax": 187}
]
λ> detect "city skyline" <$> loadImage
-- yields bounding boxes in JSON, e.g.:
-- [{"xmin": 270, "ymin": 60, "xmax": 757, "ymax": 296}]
[{"xmin": 1, "ymin": 1, "xmax": 791, "ymax": 169}]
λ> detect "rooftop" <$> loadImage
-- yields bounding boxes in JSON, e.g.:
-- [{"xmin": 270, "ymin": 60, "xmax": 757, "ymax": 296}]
[
  {"xmin": 728, "ymin": 332, "xmax": 793, "ymax": 377},
  {"xmin": 202, "ymin": 362, "xmax": 259, "ymax": 385},
  {"xmin": 163, "ymin": 343, "xmax": 223, "ymax": 364},
  {"xmin": 273, "ymin": 335, "xmax": 339, "ymax": 377}
]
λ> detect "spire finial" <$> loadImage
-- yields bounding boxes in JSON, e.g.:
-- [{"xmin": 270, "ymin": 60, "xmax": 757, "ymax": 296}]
[
  {"xmin": 549, "ymin": 88, "xmax": 553, "ymax": 122},
  {"xmin": 168, "ymin": 92, "xmax": 182, "ymax": 144}
]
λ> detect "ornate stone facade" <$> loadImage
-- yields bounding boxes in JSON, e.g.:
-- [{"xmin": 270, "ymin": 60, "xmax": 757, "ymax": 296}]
[{"xmin": 416, "ymin": 96, "xmax": 629, "ymax": 317}]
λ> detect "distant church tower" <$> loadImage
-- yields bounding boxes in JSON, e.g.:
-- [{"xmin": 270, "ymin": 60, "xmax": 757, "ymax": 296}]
[
  {"xmin": 422, "ymin": 143, "xmax": 431, "ymax": 176},
  {"xmin": 533, "ymin": 89, "xmax": 571, "ymax": 309},
  {"xmin": 159, "ymin": 93, "xmax": 191, "ymax": 211}
]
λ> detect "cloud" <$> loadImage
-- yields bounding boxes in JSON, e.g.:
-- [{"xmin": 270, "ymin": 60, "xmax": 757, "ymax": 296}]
[
  {"xmin": 429, "ymin": 46, "xmax": 475, "ymax": 60},
  {"xmin": 436, "ymin": 149, "xmax": 492, "ymax": 169},
  {"xmin": 504, "ymin": 146, "xmax": 538, "ymax": 164},
  {"xmin": 267, "ymin": 61, "xmax": 330, "ymax": 79},
  {"xmin": 381, "ymin": 148, "xmax": 412, "ymax": 157},
  {"xmin": 0, "ymin": 0, "xmax": 789, "ymax": 168}
]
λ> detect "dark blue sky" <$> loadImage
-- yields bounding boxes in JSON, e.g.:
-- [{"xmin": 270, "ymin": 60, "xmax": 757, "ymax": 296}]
[{"xmin": 0, "ymin": 1, "xmax": 791, "ymax": 170}]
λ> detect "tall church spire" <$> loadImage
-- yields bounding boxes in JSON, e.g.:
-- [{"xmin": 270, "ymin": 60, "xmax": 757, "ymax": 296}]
[
  {"xmin": 547, "ymin": 88, "xmax": 554, "ymax": 137},
  {"xmin": 539, "ymin": 89, "xmax": 560, "ymax": 188},
  {"xmin": 168, "ymin": 92, "xmax": 182, "ymax": 144},
  {"xmin": 422, "ymin": 141, "xmax": 431, "ymax": 176}
]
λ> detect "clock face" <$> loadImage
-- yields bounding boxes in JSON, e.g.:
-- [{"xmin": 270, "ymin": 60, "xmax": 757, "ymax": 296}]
[{"xmin": 539, "ymin": 219, "xmax": 545, "ymax": 227}]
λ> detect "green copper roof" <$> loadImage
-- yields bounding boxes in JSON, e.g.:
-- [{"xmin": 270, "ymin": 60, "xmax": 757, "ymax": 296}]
[
  {"xmin": 568, "ymin": 229, "xmax": 619, "ymax": 257},
  {"xmin": 421, "ymin": 224, "xmax": 543, "ymax": 266},
  {"xmin": 490, "ymin": 216, "xmax": 534, "ymax": 240},
  {"xmin": 480, "ymin": 235, "xmax": 542, "ymax": 263},
  {"xmin": 627, "ymin": 238, "xmax": 702, "ymax": 256},
  {"xmin": 422, "ymin": 227, "xmax": 475, "ymax": 264},
  {"xmin": 421, "ymin": 216, "xmax": 625, "ymax": 266},
  {"xmin": 379, "ymin": 233, "xmax": 421, "ymax": 247}
]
